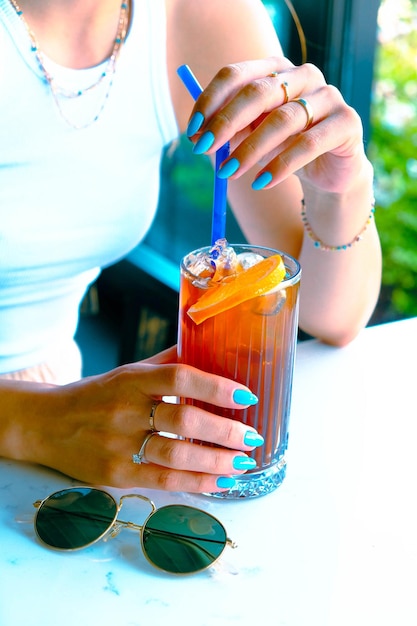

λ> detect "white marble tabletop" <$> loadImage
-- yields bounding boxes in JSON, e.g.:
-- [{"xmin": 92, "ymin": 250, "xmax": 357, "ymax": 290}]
[{"xmin": 1, "ymin": 317, "xmax": 416, "ymax": 626}]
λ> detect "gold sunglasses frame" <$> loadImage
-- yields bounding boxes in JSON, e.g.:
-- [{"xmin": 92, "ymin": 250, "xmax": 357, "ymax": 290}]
[{"xmin": 33, "ymin": 487, "xmax": 236, "ymax": 575}]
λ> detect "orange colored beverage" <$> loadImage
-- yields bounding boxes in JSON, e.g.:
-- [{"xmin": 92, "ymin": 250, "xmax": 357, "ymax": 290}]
[{"xmin": 177, "ymin": 243, "xmax": 301, "ymax": 498}]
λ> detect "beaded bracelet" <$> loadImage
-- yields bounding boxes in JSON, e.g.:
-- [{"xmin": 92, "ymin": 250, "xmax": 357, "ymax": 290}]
[{"xmin": 301, "ymin": 198, "xmax": 375, "ymax": 251}]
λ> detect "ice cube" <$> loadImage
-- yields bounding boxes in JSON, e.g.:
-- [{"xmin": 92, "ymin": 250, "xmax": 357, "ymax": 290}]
[
  {"xmin": 187, "ymin": 252, "xmax": 214, "ymax": 276},
  {"xmin": 186, "ymin": 251, "xmax": 215, "ymax": 287},
  {"xmin": 252, "ymin": 289, "xmax": 287, "ymax": 316},
  {"xmin": 210, "ymin": 239, "xmax": 240, "ymax": 281},
  {"xmin": 236, "ymin": 252, "xmax": 264, "ymax": 270}
]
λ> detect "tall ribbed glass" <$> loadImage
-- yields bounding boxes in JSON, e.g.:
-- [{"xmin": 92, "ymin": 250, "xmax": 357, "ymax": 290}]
[{"xmin": 177, "ymin": 245, "xmax": 301, "ymax": 498}]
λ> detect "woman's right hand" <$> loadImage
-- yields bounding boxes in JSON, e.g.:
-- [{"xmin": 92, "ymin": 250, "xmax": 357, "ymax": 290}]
[
  {"xmin": 185, "ymin": 56, "xmax": 371, "ymax": 196},
  {"xmin": 5, "ymin": 356, "xmax": 262, "ymax": 493}
]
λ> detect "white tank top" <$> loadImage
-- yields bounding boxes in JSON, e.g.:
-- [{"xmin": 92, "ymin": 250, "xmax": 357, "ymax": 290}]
[{"xmin": 0, "ymin": 0, "xmax": 178, "ymax": 372}]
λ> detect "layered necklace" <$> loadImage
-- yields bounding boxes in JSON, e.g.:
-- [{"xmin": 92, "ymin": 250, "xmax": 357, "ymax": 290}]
[{"xmin": 8, "ymin": 0, "xmax": 130, "ymax": 129}]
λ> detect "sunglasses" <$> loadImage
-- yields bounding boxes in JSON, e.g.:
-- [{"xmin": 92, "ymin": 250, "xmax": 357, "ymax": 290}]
[{"xmin": 33, "ymin": 487, "xmax": 236, "ymax": 575}]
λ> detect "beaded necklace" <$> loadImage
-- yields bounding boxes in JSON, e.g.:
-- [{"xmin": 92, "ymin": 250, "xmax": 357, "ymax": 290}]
[{"xmin": 8, "ymin": 0, "xmax": 130, "ymax": 129}]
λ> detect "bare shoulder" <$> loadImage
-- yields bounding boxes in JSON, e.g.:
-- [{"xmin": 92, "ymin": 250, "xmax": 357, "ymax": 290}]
[{"xmin": 165, "ymin": 0, "xmax": 283, "ymax": 129}]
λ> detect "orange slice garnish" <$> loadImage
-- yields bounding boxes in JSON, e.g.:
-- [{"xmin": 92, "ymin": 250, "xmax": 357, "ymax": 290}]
[{"xmin": 187, "ymin": 254, "xmax": 286, "ymax": 324}]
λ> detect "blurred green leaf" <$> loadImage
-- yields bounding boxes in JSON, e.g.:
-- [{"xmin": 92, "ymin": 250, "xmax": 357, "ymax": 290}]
[{"xmin": 368, "ymin": 0, "xmax": 417, "ymax": 320}]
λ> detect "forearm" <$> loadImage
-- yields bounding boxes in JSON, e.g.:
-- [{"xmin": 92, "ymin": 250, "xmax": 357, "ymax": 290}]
[
  {"xmin": 0, "ymin": 380, "xmax": 56, "ymax": 463},
  {"xmin": 298, "ymin": 165, "xmax": 382, "ymax": 345},
  {"xmin": 228, "ymin": 161, "xmax": 381, "ymax": 346}
]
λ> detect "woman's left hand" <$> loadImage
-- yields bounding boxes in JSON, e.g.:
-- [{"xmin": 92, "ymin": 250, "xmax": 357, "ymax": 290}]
[{"xmin": 185, "ymin": 56, "xmax": 369, "ymax": 194}]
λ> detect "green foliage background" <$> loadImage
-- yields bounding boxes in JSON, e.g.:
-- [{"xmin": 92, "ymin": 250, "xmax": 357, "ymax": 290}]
[{"xmin": 368, "ymin": 0, "xmax": 417, "ymax": 320}]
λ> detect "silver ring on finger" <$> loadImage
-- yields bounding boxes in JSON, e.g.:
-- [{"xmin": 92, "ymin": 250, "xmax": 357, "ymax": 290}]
[
  {"xmin": 290, "ymin": 97, "xmax": 314, "ymax": 130},
  {"xmin": 149, "ymin": 400, "xmax": 161, "ymax": 431},
  {"xmin": 132, "ymin": 431, "xmax": 159, "ymax": 465}
]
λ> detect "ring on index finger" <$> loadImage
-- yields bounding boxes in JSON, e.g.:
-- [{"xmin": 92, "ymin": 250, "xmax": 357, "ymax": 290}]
[{"xmin": 291, "ymin": 97, "xmax": 314, "ymax": 130}]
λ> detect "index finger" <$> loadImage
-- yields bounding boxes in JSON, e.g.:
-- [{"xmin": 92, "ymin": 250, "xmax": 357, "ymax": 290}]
[
  {"xmin": 185, "ymin": 57, "xmax": 293, "ymax": 133},
  {"xmin": 127, "ymin": 362, "xmax": 258, "ymax": 409}
]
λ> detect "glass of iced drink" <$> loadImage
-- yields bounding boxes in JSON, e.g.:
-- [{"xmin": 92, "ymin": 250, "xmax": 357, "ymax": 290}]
[{"xmin": 177, "ymin": 239, "xmax": 301, "ymax": 498}]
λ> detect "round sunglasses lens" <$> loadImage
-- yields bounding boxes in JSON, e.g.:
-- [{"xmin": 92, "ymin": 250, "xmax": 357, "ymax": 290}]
[
  {"xmin": 141, "ymin": 505, "xmax": 227, "ymax": 574},
  {"xmin": 35, "ymin": 488, "xmax": 118, "ymax": 550}
]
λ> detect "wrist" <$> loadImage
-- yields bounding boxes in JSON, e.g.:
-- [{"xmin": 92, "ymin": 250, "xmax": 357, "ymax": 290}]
[
  {"xmin": 300, "ymin": 161, "xmax": 375, "ymax": 249},
  {"xmin": 301, "ymin": 198, "xmax": 375, "ymax": 252}
]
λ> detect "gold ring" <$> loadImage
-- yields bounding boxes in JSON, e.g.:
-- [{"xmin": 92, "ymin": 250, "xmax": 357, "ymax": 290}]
[
  {"xmin": 268, "ymin": 71, "xmax": 279, "ymax": 78},
  {"xmin": 281, "ymin": 81, "xmax": 289, "ymax": 104},
  {"xmin": 149, "ymin": 400, "xmax": 161, "ymax": 431},
  {"xmin": 291, "ymin": 98, "xmax": 314, "ymax": 130},
  {"xmin": 132, "ymin": 431, "xmax": 158, "ymax": 465}
]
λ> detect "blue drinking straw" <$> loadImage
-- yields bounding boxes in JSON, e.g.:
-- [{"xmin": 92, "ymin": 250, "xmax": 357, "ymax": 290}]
[
  {"xmin": 177, "ymin": 64, "xmax": 204, "ymax": 101},
  {"xmin": 177, "ymin": 65, "xmax": 230, "ymax": 246}
]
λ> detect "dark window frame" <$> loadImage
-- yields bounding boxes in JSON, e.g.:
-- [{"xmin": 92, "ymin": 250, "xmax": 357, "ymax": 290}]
[{"xmin": 282, "ymin": 0, "xmax": 381, "ymax": 143}]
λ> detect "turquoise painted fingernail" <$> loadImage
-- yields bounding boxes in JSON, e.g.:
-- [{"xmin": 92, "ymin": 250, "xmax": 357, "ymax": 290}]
[
  {"xmin": 233, "ymin": 389, "xmax": 258, "ymax": 406},
  {"xmin": 193, "ymin": 131, "xmax": 215, "ymax": 154},
  {"xmin": 251, "ymin": 171, "xmax": 273, "ymax": 190},
  {"xmin": 233, "ymin": 456, "xmax": 257, "ymax": 470},
  {"xmin": 217, "ymin": 157, "xmax": 240, "ymax": 179},
  {"xmin": 244, "ymin": 431, "xmax": 264, "ymax": 447},
  {"xmin": 187, "ymin": 111, "xmax": 205, "ymax": 137},
  {"xmin": 216, "ymin": 476, "xmax": 236, "ymax": 489}
]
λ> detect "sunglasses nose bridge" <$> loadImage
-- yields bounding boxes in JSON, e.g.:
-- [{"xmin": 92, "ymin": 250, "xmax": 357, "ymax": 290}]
[
  {"xmin": 116, "ymin": 493, "xmax": 157, "ymax": 532},
  {"xmin": 119, "ymin": 493, "xmax": 156, "ymax": 512}
]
